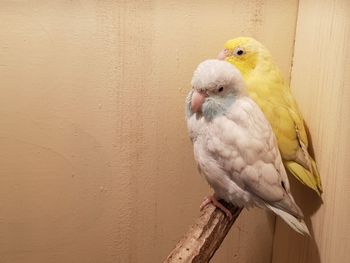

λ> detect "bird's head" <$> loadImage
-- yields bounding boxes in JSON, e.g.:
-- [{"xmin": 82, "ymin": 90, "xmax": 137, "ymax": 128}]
[
  {"xmin": 189, "ymin": 59, "xmax": 245, "ymax": 121},
  {"xmin": 217, "ymin": 37, "xmax": 271, "ymax": 78}
]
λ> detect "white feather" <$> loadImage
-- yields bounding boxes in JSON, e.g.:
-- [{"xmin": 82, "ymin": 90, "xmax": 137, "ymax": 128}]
[{"xmin": 266, "ymin": 204, "xmax": 310, "ymax": 236}]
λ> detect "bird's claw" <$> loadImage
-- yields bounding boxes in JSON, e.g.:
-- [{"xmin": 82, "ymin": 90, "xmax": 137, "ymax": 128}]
[
  {"xmin": 199, "ymin": 195, "xmax": 233, "ymax": 220},
  {"xmin": 199, "ymin": 196, "xmax": 212, "ymax": 211}
]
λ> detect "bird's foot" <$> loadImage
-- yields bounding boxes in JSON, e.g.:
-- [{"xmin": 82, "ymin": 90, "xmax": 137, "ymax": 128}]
[{"xmin": 200, "ymin": 195, "xmax": 233, "ymax": 220}]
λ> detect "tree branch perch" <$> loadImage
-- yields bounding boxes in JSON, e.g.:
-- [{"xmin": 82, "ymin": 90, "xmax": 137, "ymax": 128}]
[{"xmin": 164, "ymin": 201, "xmax": 242, "ymax": 263}]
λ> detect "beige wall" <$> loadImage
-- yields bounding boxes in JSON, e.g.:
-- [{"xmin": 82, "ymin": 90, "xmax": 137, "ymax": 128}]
[
  {"xmin": 272, "ymin": 0, "xmax": 350, "ymax": 263},
  {"xmin": 0, "ymin": 1, "xmax": 299, "ymax": 263}
]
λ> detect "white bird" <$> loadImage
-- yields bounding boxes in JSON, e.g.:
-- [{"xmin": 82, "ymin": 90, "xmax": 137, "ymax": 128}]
[{"xmin": 186, "ymin": 59, "xmax": 309, "ymax": 235}]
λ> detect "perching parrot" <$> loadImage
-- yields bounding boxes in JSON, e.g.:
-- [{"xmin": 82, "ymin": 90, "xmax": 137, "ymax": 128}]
[
  {"xmin": 186, "ymin": 59, "xmax": 309, "ymax": 235},
  {"xmin": 218, "ymin": 37, "xmax": 322, "ymax": 195}
]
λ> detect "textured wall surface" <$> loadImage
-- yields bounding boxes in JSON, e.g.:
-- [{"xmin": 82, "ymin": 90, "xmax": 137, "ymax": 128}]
[
  {"xmin": 272, "ymin": 0, "xmax": 350, "ymax": 262},
  {"xmin": 0, "ymin": 1, "xmax": 298, "ymax": 262}
]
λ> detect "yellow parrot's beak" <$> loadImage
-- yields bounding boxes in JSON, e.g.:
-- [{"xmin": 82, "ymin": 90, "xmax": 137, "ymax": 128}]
[{"xmin": 217, "ymin": 49, "xmax": 229, "ymax": 60}]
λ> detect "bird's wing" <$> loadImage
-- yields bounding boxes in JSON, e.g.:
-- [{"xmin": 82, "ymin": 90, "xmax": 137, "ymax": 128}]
[
  {"xmin": 254, "ymin": 88, "xmax": 322, "ymax": 195},
  {"xmin": 224, "ymin": 97, "xmax": 303, "ymax": 218},
  {"xmin": 282, "ymin": 92, "xmax": 323, "ymax": 194}
]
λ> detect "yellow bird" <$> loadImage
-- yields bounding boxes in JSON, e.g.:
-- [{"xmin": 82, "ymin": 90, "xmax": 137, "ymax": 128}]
[{"xmin": 218, "ymin": 37, "xmax": 322, "ymax": 195}]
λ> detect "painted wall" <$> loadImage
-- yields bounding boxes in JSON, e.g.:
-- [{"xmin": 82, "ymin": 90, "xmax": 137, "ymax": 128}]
[
  {"xmin": 0, "ymin": 1, "xmax": 298, "ymax": 262},
  {"xmin": 272, "ymin": 0, "xmax": 350, "ymax": 262}
]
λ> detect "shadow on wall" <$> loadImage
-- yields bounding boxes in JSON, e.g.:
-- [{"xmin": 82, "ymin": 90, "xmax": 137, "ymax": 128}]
[
  {"xmin": 288, "ymin": 175, "xmax": 322, "ymax": 263},
  {"xmin": 273, "ymin": 120, "xmax": 322, "ymax": 263},
  {"xmin": 283, "ymin": 121, "xmax": 322, "ymax": 263}
]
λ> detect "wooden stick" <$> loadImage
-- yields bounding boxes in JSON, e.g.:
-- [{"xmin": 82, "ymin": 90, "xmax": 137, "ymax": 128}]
[{"xmin": 164, "ymin": 201, "xmax": 242, "ymax": 263}]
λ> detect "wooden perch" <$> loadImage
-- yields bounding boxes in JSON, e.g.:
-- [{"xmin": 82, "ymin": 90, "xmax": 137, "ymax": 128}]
[{"xmin": 164, "ymin": 201, "xmax": 242, "ymax": 263}]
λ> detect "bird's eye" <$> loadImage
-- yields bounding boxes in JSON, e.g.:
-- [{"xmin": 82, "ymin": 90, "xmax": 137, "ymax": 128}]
[
  {"xmin": 218, "ymin": 86, "xmax": 224, "ymax": 92},
  {"xmin": 234, "ymin": 47, "xmax": 245, "ymax": 57}
]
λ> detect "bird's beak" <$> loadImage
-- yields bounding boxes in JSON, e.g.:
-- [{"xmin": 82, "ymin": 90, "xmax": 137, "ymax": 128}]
[
  {"xmin": 217, "ymin": 49, "xmax": 229, "ymax": 60},
  {"xmin": 191, "ymin": 90, "xmax": 208, "ymax": 113}
]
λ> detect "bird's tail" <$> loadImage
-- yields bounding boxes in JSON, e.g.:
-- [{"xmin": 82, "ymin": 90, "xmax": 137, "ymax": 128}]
[
  {"xmin": 285, "ymin": 160, "xmax": 322, "ymax": 196},
  {"xmin": 266, "ymin": 204, "xmax": 310, "ymax": 236},
  {"xmin": 311, "ymin": 159, "xmax": 323, "ymax": 193}
]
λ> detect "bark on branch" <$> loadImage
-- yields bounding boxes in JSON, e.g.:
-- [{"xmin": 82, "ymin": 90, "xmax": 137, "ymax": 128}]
[{"xmin": 164, "ymin": 201, "xmax": 242, "ymax": 263}]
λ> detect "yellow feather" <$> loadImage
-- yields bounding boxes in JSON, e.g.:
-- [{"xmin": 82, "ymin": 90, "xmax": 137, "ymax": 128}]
[
  {"xmin": 285, "ymin": 161, "xmax": 322, "ymax": 195},
  {"xmin": 223, "ymin": 37, "xmax": 322, "ymax": 195}
]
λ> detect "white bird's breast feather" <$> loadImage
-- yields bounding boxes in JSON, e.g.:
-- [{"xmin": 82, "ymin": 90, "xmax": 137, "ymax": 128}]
[{"xmin": 187, "ymin": 97, "xmax": 280, "ymax": 207}]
